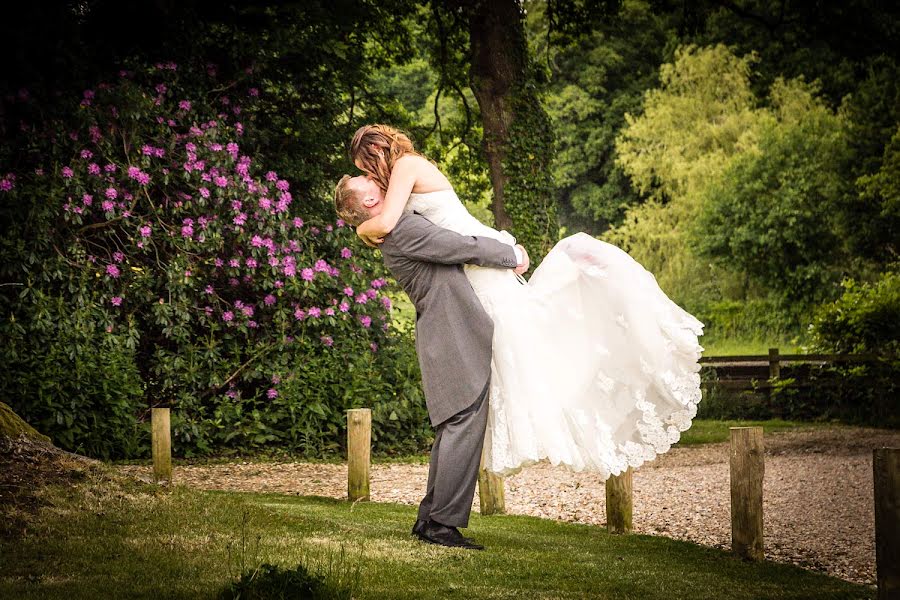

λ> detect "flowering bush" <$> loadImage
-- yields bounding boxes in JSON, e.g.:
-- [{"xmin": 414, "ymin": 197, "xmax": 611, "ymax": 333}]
[{"xmin": 0, "ymin": 63, "xmax": 428, "ymax": 458}]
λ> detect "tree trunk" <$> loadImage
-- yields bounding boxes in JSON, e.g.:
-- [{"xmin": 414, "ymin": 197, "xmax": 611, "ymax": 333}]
[{"xmin": 464, "ymin": 0, "xmax": 558, "ymax": 260}]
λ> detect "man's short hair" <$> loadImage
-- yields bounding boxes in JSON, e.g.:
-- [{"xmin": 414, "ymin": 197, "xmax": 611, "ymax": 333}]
[{"xmin": 333, "ymin": 175, "xmax": 369, "ymax": 226}]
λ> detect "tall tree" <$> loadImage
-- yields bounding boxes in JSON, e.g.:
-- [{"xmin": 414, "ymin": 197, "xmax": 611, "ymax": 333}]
[{"xmin": 431, "ymin": 0, "xmax": 558, "ymax": 260}]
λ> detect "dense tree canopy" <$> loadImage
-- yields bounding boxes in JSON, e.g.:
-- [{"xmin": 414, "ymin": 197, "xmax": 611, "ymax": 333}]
[{"xmin": 1, "ymin": 0, "xmax": 897, "ymax": 457}]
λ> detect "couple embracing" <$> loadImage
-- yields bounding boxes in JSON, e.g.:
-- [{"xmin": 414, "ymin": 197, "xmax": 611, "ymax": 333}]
[{"xmin": 334, "ymin": 124, "xmax": 705, "ymax": 550}]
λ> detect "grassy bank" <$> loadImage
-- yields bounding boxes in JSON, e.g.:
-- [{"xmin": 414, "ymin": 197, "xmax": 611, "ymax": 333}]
[{"xmin": 0, "ymin": 465, "xmax": 873, "ymax": 600}]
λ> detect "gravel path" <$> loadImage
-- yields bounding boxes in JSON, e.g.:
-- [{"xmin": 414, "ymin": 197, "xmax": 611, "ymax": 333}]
[{"xmin": 115, "ymin": 426, "xmax": 898, "ymax": 585}]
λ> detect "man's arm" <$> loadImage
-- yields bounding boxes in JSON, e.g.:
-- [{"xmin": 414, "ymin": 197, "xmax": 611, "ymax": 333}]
[{"xmin": 383, "ymin": 214, "xmax": 518, "ymax": 269}]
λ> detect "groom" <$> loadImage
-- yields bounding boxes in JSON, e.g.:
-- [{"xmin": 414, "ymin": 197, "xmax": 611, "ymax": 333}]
[{"xmin": 334, "ymin": 175, "xmax": 527, "ymax": 550}]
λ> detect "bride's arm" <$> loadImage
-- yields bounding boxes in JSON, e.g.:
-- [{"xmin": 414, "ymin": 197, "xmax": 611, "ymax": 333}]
[{"xmin": 356, "ymin": 156, "xmax": 418, "ymax": 246}]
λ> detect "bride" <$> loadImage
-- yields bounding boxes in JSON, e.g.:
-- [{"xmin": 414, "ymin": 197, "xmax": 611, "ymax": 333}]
[{"xmin": 349, "ymin": 124, "xmax": 704, "ymax": 478}]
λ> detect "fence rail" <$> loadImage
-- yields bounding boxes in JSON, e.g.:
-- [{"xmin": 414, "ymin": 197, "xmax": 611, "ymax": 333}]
[
  {"xmin": 698, "ymin": 348, "xmax": 893, "ymax": 395},
  {"xmin": 700, "ymin": 353, "xmax": 887, "ymax": 364}
]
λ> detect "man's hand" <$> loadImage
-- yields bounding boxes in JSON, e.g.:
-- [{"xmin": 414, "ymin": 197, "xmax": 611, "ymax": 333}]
[{"xmin": 514, "ymin": 244, "xmax": 529, "ymax": 275}]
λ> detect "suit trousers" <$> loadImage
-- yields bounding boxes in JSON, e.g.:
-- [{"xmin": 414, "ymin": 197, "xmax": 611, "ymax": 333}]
[{"xmin": 417, "ymin": 376, "xmax": 491, "ymax": 528}]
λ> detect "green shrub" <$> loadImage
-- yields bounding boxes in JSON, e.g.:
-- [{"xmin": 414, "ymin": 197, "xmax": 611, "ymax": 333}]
[
  {"xmin": 808, "ymin": 269, "xmax": 900, "ymax": 355},
  {"xmin": 0, "ymin": 63, "xmax": 430, "ymax": 458}
]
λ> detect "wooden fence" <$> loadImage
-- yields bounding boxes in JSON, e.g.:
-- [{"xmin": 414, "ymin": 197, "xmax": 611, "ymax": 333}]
[
  {"xmin": 147, "ymin": 409, "xmax": 898, "ymax": 596},
  {"xmin": 699, "ymin": 348, "xmax": 885, "ymax": 392}
]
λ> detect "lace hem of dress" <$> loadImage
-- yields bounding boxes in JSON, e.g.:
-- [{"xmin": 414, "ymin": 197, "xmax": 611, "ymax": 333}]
[{"xmin": 483, "ymin": 316, "xmax": 705, "ymax": 480}]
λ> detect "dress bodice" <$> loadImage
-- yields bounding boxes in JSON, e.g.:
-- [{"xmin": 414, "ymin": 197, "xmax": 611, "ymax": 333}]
[{"xmin": 406, "ymin": 189, "xmax": 516, "ymax": 246}]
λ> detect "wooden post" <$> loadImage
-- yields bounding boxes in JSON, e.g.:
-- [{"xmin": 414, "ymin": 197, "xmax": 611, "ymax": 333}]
[
  {"xmin": 606, "ymin": 468, "xmax": 633, "ymax": 534},
  {"xmin": 874, "ymin": 448, "xmax": 900, "ymax": 600},
  {"xmin": 767, "ymin": 347, "xmax": 780, "ymax": 411},
  {"xmin": 768, "ymin": 347, "xmax": 781, "ymax": 379},
  {"xmin": 730, "ymin": 427, "xmax": 764, "ymax": 560},
  {"xmin": 478, "ymin": 463, "xmax": 506, "ymax": 515},
  {"xmin": 151, "ymin": 407, "xmax": 172, "ymax": 484},
  {"xmin": 347, "ymin": 409, "xmax": 371, "ymax": 502}
]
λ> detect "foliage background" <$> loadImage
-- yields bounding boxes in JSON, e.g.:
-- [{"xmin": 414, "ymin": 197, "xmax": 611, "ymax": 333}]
[{"xmin": 1, "ymin": 0, "xmax": 897, "ymax": 458}]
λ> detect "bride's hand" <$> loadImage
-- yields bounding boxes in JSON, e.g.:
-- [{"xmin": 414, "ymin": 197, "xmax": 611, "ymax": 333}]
[
  {"xmin": 356, "ymin": 219, "xmax": 386, "ymax": 246},
  {"xmin": 357, "ymin": 230, "xmax": 384, "ymax": 247}
]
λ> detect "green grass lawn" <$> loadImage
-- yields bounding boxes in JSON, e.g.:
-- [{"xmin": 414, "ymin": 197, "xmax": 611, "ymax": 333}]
[
  {"xmin": 0, "ymin": 466, "xmax": 874, "ymax": 600},
  {"xmin": 675, "ymin": 419, "xmax": 829, "ymax": 446},
  {"xmin": 698, "ymin": 337, "xmax": 803, "ymax": 356}
]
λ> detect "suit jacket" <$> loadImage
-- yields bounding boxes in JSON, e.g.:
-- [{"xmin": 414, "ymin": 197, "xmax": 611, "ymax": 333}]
[{"xmin": 380, "ymin": 212, "xmax": 518, "ymax": 427}]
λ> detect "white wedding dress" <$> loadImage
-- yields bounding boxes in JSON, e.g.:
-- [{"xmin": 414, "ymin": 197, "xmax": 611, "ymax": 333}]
[{"xmin": 406, "ymin": 188, "xmax": 705, "ymax": 479}]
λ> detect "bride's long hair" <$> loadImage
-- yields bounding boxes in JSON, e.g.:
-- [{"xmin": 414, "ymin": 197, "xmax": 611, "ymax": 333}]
[{"xmin": 350, "ymin": 124, "xmax": 421, "ymax": 192}]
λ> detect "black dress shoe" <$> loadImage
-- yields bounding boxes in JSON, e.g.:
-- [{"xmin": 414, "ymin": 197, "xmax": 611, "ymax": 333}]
[
  {"xmin": 416, "ymin": 520, "xmax": 484, "ymax": 550},
  {"xmin": 412, "ymin": 519, "xmax": 478, "ymax": 544},
  {"xmin": 412, "ymin": 519, "xmax": 428, "ymax": 536}
]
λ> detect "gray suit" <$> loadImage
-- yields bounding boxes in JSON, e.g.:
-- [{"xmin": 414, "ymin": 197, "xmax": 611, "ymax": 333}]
[{"xmin": 380, "ymin": 212, "xmax": 517, "ymax": 527}]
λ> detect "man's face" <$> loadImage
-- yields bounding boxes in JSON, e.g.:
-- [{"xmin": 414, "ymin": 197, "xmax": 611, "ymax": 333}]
[{"xmin": 349, "ymin": 175, "xmax": 385, "ymax": 218}]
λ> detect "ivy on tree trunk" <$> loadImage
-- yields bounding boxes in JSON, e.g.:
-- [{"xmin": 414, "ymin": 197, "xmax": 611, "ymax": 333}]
[{"xmin": 464, "ymin": 0, "xmax": 559, "ymax": 263}]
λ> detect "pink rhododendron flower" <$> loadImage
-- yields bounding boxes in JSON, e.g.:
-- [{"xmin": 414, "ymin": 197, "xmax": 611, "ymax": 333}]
[
  {"xmin": 264, "ymin": 294, "xmax": 276, "ymax": 306},
  {"xmin": 106, "ymin": 264, "xmax": 120, "ymax": 278},
  {"xmin": 61, "ymin": 166, "xmax": 74, "ymax": 178},
  {"xmin": 340, "ymin": 247, "xmax": 352, "ymax": 259},
  {"xmin": 300, "ymin": 268, "xmax": 314, "ymax": 281},
  {"xmin": 222, "ymin": 311, "xmax": 234, "ymax": 322},
  {"xmin": 111, "ymin": 296, "xmax": 123, "ymax": 306},
  {"xmin": 359, "ymin": 316, "xmax": 372, "ymax": 328}
]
